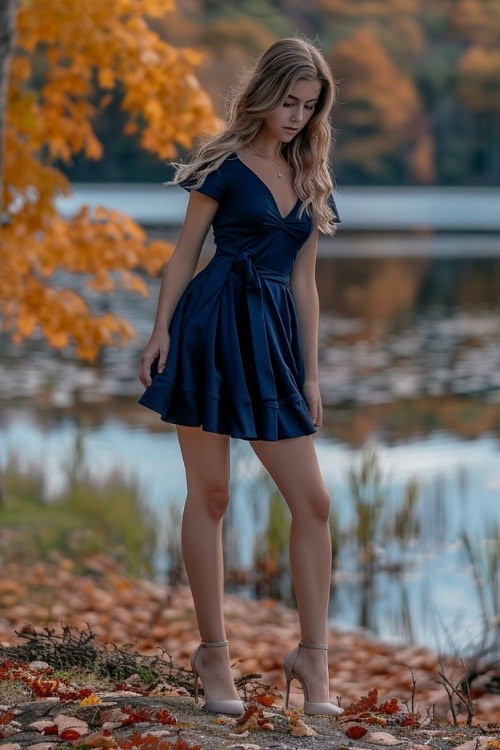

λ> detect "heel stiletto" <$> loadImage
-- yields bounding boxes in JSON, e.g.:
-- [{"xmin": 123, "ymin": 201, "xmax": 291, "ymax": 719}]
[
  {"xmin": 190, "ymin": 639, "xmax": 245, "ymax": 716},
  {"xmin": 283, "ymin": 640, "xmax": 344, "ymax": 716}
]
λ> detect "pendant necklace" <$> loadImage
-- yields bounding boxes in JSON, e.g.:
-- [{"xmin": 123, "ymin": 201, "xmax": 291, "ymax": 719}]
[{"xmin": 248, "ymin": 142, "xmax": 288, "ymax": 179}]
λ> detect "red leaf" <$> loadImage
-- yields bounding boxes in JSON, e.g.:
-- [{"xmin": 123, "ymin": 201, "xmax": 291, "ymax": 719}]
[
  {"xmin": 347, "ymin": 725, "xmax": 368, "ymax": 739},
  {"xmin": 379, "ymin": 698, "xmax": 400, "ymax": 714},
  {"xmin": 154, "ymin": 709, "xmax": 177, "ymax": 726},
  {"xmin": 171, "ymin": 740, "xmax": 202, "ymax": 750},
  {"xmin": 254, "ymin": 694, "xmax": 276, "ymax": 707},
  {"xmin": 43, "ymin": 725, "xmax": 59, "ymax": 735},
  {"xmin": 60, "ymin": 729, "xmax": 81, "ymax": 740},
  {"xmin": 401, "ymin": 714, "xmax": 420, "ymax": 727}
]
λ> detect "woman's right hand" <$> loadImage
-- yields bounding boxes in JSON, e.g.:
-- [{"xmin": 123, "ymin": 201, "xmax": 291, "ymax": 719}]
[{"xmin": 139, "ymin": 329, "xmax": 170, "ymax": 388}]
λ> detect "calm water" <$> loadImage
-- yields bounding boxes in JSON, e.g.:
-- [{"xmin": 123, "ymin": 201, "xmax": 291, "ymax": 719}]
[{"xmin": 1, "ymin": 231, "xmax": 499, "ymax": 653}]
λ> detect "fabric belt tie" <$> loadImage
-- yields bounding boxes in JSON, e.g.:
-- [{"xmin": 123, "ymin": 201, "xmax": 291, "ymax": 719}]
[{"xmin": 191, "ymin": 249, "xmax": 291, "ymax": 404}]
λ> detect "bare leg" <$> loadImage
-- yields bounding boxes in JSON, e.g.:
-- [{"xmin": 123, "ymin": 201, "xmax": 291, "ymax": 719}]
[
  {"xmin": 176, "ymin": 424, "xmax": 240, "ymax": 701},
  {"xmin": 249, "ymin": 434, "xmax": 333, "ymax": 703}
]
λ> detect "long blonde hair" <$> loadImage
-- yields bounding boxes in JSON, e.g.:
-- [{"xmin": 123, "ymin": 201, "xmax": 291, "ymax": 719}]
[{"xmin": 168, "ymin": 35, "xmax": 341, "ymax": 236}]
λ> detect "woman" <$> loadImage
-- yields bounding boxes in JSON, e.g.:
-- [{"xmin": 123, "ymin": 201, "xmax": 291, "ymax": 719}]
[{"xmin": 138, "ymin": 36, "xmax": 343, "ymax": 718}]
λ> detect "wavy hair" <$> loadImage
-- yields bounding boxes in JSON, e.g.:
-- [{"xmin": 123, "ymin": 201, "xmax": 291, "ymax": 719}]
[{"xmin": 167, "ymin": 35, "xmax": 341, "ymax": 236}]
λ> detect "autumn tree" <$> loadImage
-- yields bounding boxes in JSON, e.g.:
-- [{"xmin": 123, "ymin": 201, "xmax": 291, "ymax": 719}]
[
  {"xmin": 453, "ymin": 0, "xmax": 500, "ymax": 179},
  {"xmin": 329, "ymin": 26, "xmax": 435, "ymax": 183},
  {"xmin": 0, "ymin": 0, "xmax": 19, "ymax": 223},
  {"xmin": 0, "ymin": 0, "xmax": 222, "ymax": 362}
]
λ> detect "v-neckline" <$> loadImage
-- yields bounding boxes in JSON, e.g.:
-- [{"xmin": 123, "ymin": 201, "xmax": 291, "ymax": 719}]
[{"xmin": 234, "ymin": 152, "xmax": 300, "ymax": 221}]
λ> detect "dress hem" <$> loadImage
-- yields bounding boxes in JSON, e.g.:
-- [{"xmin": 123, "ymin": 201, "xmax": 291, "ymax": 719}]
[{"xmin": 137, "ymin": 386, "xmax": 317, "ymax": 442}]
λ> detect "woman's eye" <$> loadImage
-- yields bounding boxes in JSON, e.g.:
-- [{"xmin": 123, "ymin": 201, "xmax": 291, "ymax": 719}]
[{"xmin": 283, "ymin": 102, "xmax": 314, "ymax": 110}]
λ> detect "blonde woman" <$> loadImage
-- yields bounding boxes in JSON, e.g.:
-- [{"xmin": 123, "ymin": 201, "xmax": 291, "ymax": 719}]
[{"xmin": 138, "ymin": 36, "xmax": 343, "ymax": 718}]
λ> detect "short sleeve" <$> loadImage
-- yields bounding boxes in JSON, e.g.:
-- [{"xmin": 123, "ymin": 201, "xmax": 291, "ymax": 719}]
[
  {"xmin": 328, "ymin": 192, "xmax": 342, "ymax": 223},
  {"xmin": 179, "ymin": 161, "xmax": 228, "ymax": 203}
]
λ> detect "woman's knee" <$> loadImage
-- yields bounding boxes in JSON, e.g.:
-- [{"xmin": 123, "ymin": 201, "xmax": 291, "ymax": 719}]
[
  {"xmin": 187, "ymin": 484, "xmax": 230, "ymax": 519},
  {"xmin": 293, "ymin": 487, "xmax": 331, "ymax": 522}
]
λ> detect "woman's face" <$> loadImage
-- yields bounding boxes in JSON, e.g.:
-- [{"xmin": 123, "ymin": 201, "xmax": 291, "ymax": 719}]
[{"xmin": 263, "ymin": 78, "xmax": 322, "ymax": 143}]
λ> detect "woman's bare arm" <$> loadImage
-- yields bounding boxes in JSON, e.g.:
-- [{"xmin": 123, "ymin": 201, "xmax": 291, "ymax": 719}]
[
  {"xmin": 290, "ymin": 224, "xmax": 320, "ymax": 383},
  {"xmin": 139, "ymin": 190, "xmax": 219, "ymax": 387},
  {"xmin": 152, "ymin": 191, "xmax": 219, "ymax": 334}
]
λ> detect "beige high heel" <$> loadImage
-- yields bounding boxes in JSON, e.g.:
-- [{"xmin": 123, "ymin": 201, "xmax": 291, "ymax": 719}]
[
  {"xmin": 190, "ymin": 639, "xmax": 246, "ymax": 716},
  {"xmin": 283, "ymin": 640, "xmax": 344, "ymax": 716}
]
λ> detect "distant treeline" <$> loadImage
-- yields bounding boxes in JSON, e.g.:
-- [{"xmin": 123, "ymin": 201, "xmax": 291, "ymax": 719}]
[{"xmin": 59, "ymin": 0, "xmax": 500, "ymax": 186}]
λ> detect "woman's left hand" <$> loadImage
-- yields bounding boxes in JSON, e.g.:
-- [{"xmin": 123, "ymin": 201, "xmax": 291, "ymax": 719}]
[{"xmin": 303, "ymin": 378, "xmax": 322, "ymax": 429}]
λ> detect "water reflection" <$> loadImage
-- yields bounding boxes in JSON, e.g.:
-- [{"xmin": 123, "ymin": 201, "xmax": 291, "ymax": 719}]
[{"xmin": 1, "ymin": 250, "xmax": 500, "ymax": 431}]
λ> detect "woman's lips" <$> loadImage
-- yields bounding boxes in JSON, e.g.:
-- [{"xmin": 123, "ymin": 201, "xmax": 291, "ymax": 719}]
[{"xmin": 284, "ymin": 127, "xmax": 298, "ymax": 132}]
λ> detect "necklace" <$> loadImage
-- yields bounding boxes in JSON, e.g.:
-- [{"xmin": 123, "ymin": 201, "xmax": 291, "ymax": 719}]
[{"xmin": 247, "ymin": 142, "xmax": 288, "ymax": 179}]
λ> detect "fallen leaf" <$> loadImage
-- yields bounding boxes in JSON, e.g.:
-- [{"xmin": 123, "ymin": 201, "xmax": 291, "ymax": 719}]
[
  {"xmin": 254, "ymin": 695, "xmax": 276, "ymax": 707},
  {"xmin": 232, "ymin": 704, "xmax": 273, "ymax": 734},
  {"xmin": 455, "ymin": 739, "xmax": 500, "ymax": 750},
  {"xmin": 347, "ymin": 726, "xmax": 368, "ymax": 739},
  {"xmin": 76, "ymin": 732, "xmax": 118, "ymax": 748},
  {"xmin": 42, "ymin": 726, "xmax": 58, "ymax": 736},
  {"xmin": 28, "ymin": 722, "xmax": 56, "ymax": 732},
  {"xmin": 54, "ymin": 715, "xmax": 88, "ymax": 735},
  {"xmin": 364, "ymin": 731, "xmax": 406, "ymax": 745},
  {"xmin": 290, "ymin": 717, "xmax": 317, "ymax": 737},
  {"xmin": 98, "ymin": 709, "xmax": 125, "ymax": 724},
  {"xmin": 1, "ymin": 727, "xmax": 21, "ymax": 737},
  {"xmin": 232, "ymin": 712, "xmax": 260, "ymax": 734},
  {"xmin": 80, "ymin": 695, "xmax": 101, "ymax": 706},
  {"xmin": 18, "ymin": 624, "xmax": 37, "ymax": 636},
  {"xmin": 60, "ymin": 730, "xmax": 82, "ymax": 741}
]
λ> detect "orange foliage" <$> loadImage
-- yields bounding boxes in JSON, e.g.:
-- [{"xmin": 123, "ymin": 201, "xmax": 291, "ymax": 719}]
[
  {"xmin": 318, "ymin": 0, "xmax": 420, "ymax": 18},
  {"xmin": 1, "ymin": 0, "xmax": 222, "ymax": 362},
  {"xmin": 457, "ymin": 46, "xmax": 500, "ymax": 116},
  {"xmin": 451, "ymin": 0, "xmax": 500, "ymax": 115},
  {"xmin": 329, "ymin": 27, "xmax": 436, "ymax": 182},
  {"xmin": 451, "ymin": 0, "xmax": 500, "ymax": 47}
]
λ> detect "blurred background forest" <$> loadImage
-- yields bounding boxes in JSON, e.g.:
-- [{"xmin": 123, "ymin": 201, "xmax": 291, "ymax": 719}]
[{"xmin": 56, "ymin": 0, "xmax": 500, "ymax": 186}]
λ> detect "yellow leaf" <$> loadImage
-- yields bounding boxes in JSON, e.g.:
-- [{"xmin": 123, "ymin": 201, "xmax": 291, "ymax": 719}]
[
  {"xmin": 80, "ymin": 695, "xmax": 101, "ymax": 706},
  {"xmin": 98, "ymin": 68, "xmax": 115, "ymax": 89},
  {"xmin": 17, "ymin": 312, "xmax": 37, "ymax": 336}
]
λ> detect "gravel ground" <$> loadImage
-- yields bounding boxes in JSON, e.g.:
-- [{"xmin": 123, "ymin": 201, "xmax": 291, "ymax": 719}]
[{"xmin": 0, "ymin": 693, "xmax": 498, "ymax": 750}]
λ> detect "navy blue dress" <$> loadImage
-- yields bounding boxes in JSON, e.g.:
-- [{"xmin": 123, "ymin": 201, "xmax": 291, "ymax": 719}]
[{"xmin": 138, "ymin": 151, "xmax": 341, "ymax": 441}]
